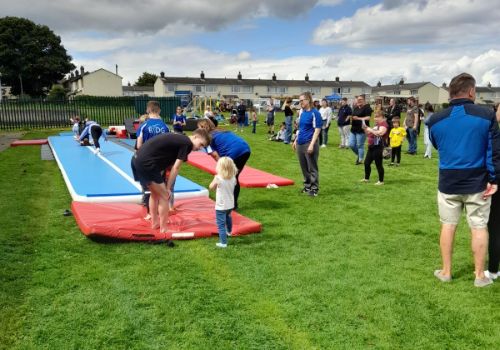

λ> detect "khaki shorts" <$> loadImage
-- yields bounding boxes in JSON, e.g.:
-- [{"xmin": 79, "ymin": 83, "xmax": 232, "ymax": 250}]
[{"xmin": 437, "ymin": 191, "xmax": 491, "ymax": 228}]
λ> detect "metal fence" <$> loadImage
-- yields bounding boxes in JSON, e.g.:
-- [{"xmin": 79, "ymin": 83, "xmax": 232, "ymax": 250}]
[{"xmin": 0, "ymin": 96, "xmax": 181, "ymax": 130}]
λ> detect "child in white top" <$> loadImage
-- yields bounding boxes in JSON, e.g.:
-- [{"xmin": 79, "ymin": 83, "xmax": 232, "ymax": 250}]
[{"xmin": 209, "ymin": 157, "xmax": 238, "ymax": 248}]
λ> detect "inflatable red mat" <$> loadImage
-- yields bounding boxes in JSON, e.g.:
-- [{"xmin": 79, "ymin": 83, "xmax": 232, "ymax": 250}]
[
  {"xmin": 11, "ymin": 139, "xmax": 48, "ymax": 146},
  {"xmin": 72, "ymin": 197, "xmax": 261, "ymax": 241},
  {"xmin": 187, "ymin": 152, "xmax": 294, "ymax": 187}
]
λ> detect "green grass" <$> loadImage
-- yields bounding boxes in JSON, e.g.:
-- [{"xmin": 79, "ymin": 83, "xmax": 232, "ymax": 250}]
[{"xmin": 1, "ymin": 124, "xmax": 499, "ymax": 350}]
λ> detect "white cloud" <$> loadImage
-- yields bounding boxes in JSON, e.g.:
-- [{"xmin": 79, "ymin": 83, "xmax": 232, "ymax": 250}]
[
  {"xmin": 317, "ymin": 0, "xmax": 343, "ymax": 6},
  {"xmin": 2, "ymin": 0, "xmax": 318, "ymax": 33},
  {"xmin": 312, "ymin": 0, "xmax": 500, "ymax": 47},
  {"xmin": 237, "ymin": 51, "xmax": 251, "ymax": 60},
  {"xmin": 71, "ymin": 42, "xmax": 500, "ymax": 88}
]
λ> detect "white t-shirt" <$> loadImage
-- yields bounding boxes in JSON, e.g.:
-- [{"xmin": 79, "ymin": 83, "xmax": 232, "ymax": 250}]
[
  {"xmin": 319, "ymin": 107, "xmax": 332, "ymax": 128},
  {"xmin": 215, "ymin": 175, "xmax": 237, "ymax": 210}
]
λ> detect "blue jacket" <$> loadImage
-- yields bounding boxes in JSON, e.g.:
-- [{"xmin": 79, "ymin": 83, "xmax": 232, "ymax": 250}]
[{"xmin": 427, "ymin": 98, "xmax": 500, "ymax": 194}]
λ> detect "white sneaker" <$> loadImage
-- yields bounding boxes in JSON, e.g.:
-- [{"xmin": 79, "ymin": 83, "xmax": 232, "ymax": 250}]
[
  {"xmin": 216, "ymin": 242, "xmax": 227, "ymax": 248},
  {"xmin": 320, "ymin": 144, "xmax": 326, "ymax": 148},
  {"xmin": 375, "ymin": 181, "xmax": 384, "ymax": 186},
  {"xmin": 226, "ymin": 232, "xmax": 232, "ymax": 237},
  {"xmin": 485, "ymin": 270, "xmax": 498, "ymax": 280}
]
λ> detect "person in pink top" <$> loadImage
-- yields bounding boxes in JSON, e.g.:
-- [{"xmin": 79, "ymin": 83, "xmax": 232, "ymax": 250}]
[{"xmin": 361, "ymin": 110, "xmax": 388, "ymax": 185}]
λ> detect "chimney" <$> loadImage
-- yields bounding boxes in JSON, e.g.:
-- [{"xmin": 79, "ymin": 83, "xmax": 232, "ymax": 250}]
[
  {"xmin": 237, "ymin": 71, "xmax": 242, "ymax": 80},
  {"xmin": 377, "ymin": 81, "xmax": 381, "ymax": 87},
  {"xmin": 272, "ymin": 73, "xmax": 276, "ymax": 81},
  {"xmin": 80, "ymin": 66, "xmax": 84, "ymax": 75},
  {"xmin": 75, "ymin": 70, "xmax": 80, "ymax": 77},
  {"xmin": 335, "ymin": 76, "xmax": 340, "ymax": 82},
  {"xmin": 399, "ymin": 78, "xmax": 404, "ymax": 85},
  {"xmin": 115, "ymin": 64, "xmax": 118, "ymax": 75},
  {"xmin": 488, "ymin": 82, "xmax": 492, "ymax": 88},
  {"xmin": 70, "ymin": 72, "xmax": 74, "ymax": 78},
  {"xmin": 127, "ymin": 81, "xmax": 131, "ymax": 86},
  {"xmin": 200, "ymin": 70, "xmax": 205, "ymax": 79},
  {"xmin": 160, "ymin": 71, "xmax": 165, "ymax": 78},
  {"xmin": 442, "ymin": 82, "xmax": 447, "ymax": 88},
  {"xmin": 305, "ymin": 73, "xmax": 309, "ymax": 82}
]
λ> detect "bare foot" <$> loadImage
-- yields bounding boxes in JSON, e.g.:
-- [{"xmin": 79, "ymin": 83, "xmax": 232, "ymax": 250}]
[
  {"xmin": 143, "ymin": 214, "xmax": 151, "ymax": 221},
  {"xmin": 168, "ymin": 208, "xmax": 177, "ymax": 214},
  {"xmin": 151, "ymin": 222, "xmax": 160, "ymax": 230}
]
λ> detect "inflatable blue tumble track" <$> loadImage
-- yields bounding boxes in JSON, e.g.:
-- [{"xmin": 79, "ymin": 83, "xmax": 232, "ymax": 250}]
[{"xmin": 48, "ymin": 135, "xmax": 209, "ymax": 203}]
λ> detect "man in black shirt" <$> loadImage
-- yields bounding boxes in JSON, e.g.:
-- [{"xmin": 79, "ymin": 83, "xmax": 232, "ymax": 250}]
[
  {"xmin": 385, "ymin": 98, "xmax": 401, "ymax": 132},
  {"xmin": 132, "ymin": 129, "xmax": 211, "ymax": 233},
  {"xmin": 349, "ymin": 95, "xmax": 373, "ymax": 165}
]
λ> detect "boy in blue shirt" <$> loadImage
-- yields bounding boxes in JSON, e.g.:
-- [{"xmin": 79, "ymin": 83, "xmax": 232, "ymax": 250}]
[
  {"xmin": 135, "ymin": 101, "xmax": 170, "ymax": 219},
  {"xmin": 136, "ymin": 101, "xmax": 169, "ymax": 149},
  {"xmin": 172, "ymin": 106, "xmax": 187, "ymax": 134}
]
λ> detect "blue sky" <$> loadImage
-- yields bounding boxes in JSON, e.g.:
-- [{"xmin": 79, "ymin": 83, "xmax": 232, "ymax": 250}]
[{"xmin": 3, "ymin": 0, "xmax": 500, "ymax": 86}]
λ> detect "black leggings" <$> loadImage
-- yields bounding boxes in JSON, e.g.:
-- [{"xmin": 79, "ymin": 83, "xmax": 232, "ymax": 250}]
[
  {"xmin": 391, "ymin": 146, "xmax": 401, "ymax": 163},
  {"xmin": 364, "ymin": 145, "xmax": 384, "ymax": 182},
  {"xmin": 91, "ymin": 125, "xmax": 103, "ymax": 149},
  {"xmin": 233, "ymin": 152, "xmax": 251, "ymax": 209},
  {"xmin": 488, "ymin": 192, "xmax": 500, "ymax": 273}
]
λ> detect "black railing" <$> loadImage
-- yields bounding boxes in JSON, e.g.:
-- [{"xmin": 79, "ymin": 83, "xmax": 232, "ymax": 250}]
[{"xmin": 0, "ymin": 96, "xmax": 181, "ymax": 130}]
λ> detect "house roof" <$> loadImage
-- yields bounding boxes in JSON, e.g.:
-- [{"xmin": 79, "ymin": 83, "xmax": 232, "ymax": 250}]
[
  {"xmin": 60, "ymin": 68, "xmax": 122, "ymax": 84},
  {"xmin": 372, "ymin": 82, "xmax": 431, "ymax": 93},
  {"xmin": 123, "ymin": 85, "xmax": 154, "ymax": 92},
  {"xmin": 476, "ymin": 87, "xmax": 495, "ymax": 93},
  {"xmin": 158, "ymin": 76, "xmax": 371, "ymax": 88}
]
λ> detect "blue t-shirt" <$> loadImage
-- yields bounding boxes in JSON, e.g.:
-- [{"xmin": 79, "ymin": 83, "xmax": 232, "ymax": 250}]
[
  {"xmin": 137, "ymin": 118, "xmax": 169, "ymax": 143},
  {"xmin": 172, "ymin": 114, "xmax": 187, "ymax": 132},
  {"xmin": 297, "ymin": 109, "xmax": 322, "ymax": 145},
  {"xmin": 208, "ymin": 131, "xmax": 250, "ymax": 159}
]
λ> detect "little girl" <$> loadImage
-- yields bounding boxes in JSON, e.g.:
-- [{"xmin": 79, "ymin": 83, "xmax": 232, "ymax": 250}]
[{"xmin": 209, "ymin": 157, "xmax": 238, "ymax": 248}]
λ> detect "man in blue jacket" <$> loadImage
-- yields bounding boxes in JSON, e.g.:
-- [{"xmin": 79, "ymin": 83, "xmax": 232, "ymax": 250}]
[{"xmin": 428, "ymin": 73, "xmax": 500, "ymax": 287}]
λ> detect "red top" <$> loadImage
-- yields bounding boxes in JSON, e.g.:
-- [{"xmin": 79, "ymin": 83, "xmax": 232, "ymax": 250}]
[{"xmin": 367, "ymin": 120, "xmax": 388, "ymax": 146}]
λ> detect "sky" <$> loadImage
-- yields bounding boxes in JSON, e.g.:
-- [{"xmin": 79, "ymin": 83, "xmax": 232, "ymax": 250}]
[{"xmin": 2, "ymin": 0, "xmax": 500, "ymax": 87}]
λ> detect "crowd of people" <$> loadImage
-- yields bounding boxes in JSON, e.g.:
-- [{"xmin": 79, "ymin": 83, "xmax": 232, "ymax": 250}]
[
  {"xmin": 71, "ymin": 72, "xmax": 500, "ymax": 287},
  {"xmin": 214, "ymin": 73, "xmax": 500, "ymax": 287}
]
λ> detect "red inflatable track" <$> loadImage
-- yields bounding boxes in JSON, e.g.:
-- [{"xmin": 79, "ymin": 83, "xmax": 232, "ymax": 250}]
[
  {"xmin": 11, "ymin": 139, "xmax": 48, "ymax": 146},
  {"xmin": 187, "ymin": 151, "xmax": 294, "ymax": 187},
  {"xmin": 72, "ymin": 197, "xmax": 261, "ymax": 241}
]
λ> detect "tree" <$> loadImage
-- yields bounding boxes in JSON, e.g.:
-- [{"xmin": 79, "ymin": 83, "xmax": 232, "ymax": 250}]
[
  {"xmin": 0, "ymin": 17, "xmax": 75, "ymax": 97},
  {"xmin": 47, "ymin": 84, "xmax": 66, "ymax": 101},
  {"xmin": 135, "ymin": 72, "xmax": 158, "ymax": 86}
]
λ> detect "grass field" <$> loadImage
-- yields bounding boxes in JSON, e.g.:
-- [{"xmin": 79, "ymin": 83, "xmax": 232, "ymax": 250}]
[{"xmin": 1, "ymin": 121, "xmax": 499, "ymax": 350}]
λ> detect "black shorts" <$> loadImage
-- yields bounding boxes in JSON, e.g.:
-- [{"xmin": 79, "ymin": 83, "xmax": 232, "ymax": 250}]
[
  {"xmin": 131, "ymin": 157, "xmax": 164, "ymax": 188},
  {"xmin": 266, "ymin": 116, "xmax": 275, "ymax": 126}
]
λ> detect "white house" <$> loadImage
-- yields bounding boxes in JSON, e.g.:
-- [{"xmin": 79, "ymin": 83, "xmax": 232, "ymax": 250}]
[
  {"xmin": 372, "ymin": 81, "xmax": 449, "ymax": 105},
  {"xmin": 61, "ymin": 67, "xmax": 123, "ymax": 97},
  {"xmin": 154, "ymin": 71, "xmax": 371, "ymax": 101}
]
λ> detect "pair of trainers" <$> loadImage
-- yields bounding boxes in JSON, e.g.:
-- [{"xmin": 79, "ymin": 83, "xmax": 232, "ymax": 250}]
[
  {"xmin": 434, "ymin": 269, "xmax": 494, "ymax": 287},
  {"xmin": 360, "ymin": 179, "xmax": 384, "ymax": 185}
]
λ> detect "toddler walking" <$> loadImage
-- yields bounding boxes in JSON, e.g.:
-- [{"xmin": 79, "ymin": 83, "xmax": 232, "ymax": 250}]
[
  {"xmin": 389, "ymin": 118, "xmax": 406, "ymax": 166},
  {"xmin": 209, "ymin": 157, "xmax": 238, "ymax": 248}
]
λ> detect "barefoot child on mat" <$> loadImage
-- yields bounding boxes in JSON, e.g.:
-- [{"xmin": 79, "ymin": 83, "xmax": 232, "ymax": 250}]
[{"xmin": 131, "ymin": 130, "xmax": 211, "ymax": 233}]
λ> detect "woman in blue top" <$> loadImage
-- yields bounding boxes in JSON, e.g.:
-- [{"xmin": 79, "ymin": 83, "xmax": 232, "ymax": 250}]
[
  {"xmin": 198, "ymin": 119, "xmax": 251, "ymax": 210},
  {"xmin": 292, "ymin": 92, "xmax": 322, "ymax": 196}
]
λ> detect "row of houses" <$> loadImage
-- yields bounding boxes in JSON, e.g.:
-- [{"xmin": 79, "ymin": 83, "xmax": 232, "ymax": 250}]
[{"xmin": 13, "ymin": 67, "xmax": 500, "ymax": 106}]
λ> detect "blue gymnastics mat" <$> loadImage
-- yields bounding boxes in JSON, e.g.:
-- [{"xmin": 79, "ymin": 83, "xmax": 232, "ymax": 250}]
[{"xmin": 49, "ymin": 135, "xmax": 208, "ymax": 203}]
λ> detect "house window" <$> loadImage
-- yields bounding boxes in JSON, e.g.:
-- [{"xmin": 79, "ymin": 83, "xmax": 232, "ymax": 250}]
[
  {"xmin": 205, "ymin": 85, "xmax": 217, "ymax": 93},
  {"xmin": 194, "ymin": 85, "xmax": 205, "ymax": 93},
  {"xmin": 342, "ymin": 87, "xmax": 351, "ymax": 93},
  {"xmin": 267, "ymin": 86, "xmax": 287, "ymax": 94},
  {"xmin": 166, "ymin": 84, "xmax": 176, "ymax": 92},
  {"xmin": 231, "ymin": 86, "xmax": 240, "ymax": 93},
  {"xmin": 410, "ymin": 89, "xmax": 418, "ymax": 95},
  {"xmin": 303, "ymin": 87, "xmax": 321, "ymax": 95}
]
